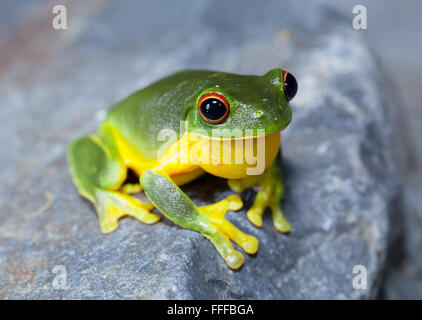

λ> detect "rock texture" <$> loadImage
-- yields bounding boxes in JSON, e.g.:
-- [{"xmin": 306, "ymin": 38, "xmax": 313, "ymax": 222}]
[
  {"xmin": 0, "ymin": 0, "xmax": 404, "ymax": 299},
  {"xmin": 381, "ymin": 106, "xmax": 422, "ymax": 299}
]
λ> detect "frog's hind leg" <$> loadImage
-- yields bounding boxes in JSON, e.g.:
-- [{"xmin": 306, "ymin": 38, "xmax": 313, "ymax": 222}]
[
  {"xmin": 228, "ymin": 163, "xmax": 291, "ymax": 233},
  {"xmin": 68, "ymin": 135, "xmax": 160, "ymax": 234}
]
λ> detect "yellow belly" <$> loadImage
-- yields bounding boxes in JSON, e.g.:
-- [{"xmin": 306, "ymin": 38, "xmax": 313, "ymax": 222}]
[{"xmin": 111, "ymin": 126, "xmax": 281, "ymax": 182}]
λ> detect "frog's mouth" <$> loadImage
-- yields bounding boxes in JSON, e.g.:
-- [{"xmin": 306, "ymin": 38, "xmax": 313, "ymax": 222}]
[{"xmin": 189, "ymin": 129, "xmax": 281, "ymax": 141}]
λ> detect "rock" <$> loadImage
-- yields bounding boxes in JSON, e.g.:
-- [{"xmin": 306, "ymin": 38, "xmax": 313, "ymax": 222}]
[
  {"xmin": 381, "ymin": 164, "xmax": 422, "ymax": 299},
  {"xmin": 0, "ymin": 0, "xmax": 404, "ymax": 299},
  {"xmin": 376, "ymin": 83, "xmax": 422, "ymax": 299}
]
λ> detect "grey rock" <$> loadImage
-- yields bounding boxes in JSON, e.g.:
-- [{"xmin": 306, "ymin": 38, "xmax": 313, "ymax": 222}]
[
  {"xmin": 0, "ymin": 0, "xmax": 404, "ymax": 299},
  {"xmin": 381, "ymin": 173, "xmax": 422, "ymax": 299},
  {"xmin": 378, "ymin": 86, "xmax": 422, "ymax": 299}
]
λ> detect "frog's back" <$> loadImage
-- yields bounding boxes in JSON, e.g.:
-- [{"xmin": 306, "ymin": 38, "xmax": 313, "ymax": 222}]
[{"xmin": 103, "ymin": 70, "xmax": 215, "ymax": 160}]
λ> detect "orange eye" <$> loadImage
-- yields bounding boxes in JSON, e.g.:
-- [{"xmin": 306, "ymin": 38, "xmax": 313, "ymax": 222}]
[
  {"xmin": 282, "ymin": 70, "xmax": 298, "ymax": 102},
  {"xmin": 198, "ymin": 92, "xmax": 230, "ymax": 124}
]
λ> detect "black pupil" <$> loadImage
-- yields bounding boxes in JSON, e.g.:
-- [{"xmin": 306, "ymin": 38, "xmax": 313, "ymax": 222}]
[
  {"xmin": 284, "ymin": 73, "xmax": 298, "ymax": 101},
  {"xmin": 200, "ymin": 98, "xmax": 227, "ymax": 121}
]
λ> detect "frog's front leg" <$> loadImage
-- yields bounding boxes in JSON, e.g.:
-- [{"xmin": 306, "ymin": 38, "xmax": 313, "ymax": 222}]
[
  {"xmin": 140, "ymin": 170, "xmax": 258, "ymax": 269},
  {"xmin": 228, "ymin": 162, "xmax": 291, "ymax": 233}
]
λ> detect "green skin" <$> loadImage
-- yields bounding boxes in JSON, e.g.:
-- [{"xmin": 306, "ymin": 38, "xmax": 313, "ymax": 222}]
[{"xmin": 68, "ymin": 69, "xmax": 293, "ymax": 269}]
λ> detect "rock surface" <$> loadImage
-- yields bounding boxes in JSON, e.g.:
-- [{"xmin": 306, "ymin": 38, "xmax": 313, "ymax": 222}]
[
  {"xmin": 381, "ymin": 178, "xmax": 422, "ymax": 299},
  {"xmin": 0, "ymin": 0, "xmax": 404, "ymax": 299}
]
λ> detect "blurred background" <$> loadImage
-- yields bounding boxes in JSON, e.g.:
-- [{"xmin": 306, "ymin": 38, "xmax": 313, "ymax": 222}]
[
  {"xmin": 319, "ymin": 0, "xmax": 422, "ymax": 165},
  {"xmin": 0, "ymin": 0, "xmax": 421, "ymax": 299}
]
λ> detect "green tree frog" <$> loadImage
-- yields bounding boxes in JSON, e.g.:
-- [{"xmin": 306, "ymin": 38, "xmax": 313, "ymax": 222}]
[{"xmin": 68, "ymin": 69, "xmax": 298, "ymax": 269}]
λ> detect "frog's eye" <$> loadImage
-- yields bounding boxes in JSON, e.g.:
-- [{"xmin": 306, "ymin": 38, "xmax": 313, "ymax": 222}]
[
  {"xmin": 198, "ymin": 92, "xmax": 230, "ymax": 124},
  {"xmin": 282, "ymin": 71, "xmax": 298, "ymax": 102}
]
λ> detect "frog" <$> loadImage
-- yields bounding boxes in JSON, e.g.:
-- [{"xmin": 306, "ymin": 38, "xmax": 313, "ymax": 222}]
[{"xmin": 68, "ymin": 68, "xmax": 298, "ymax": 270}]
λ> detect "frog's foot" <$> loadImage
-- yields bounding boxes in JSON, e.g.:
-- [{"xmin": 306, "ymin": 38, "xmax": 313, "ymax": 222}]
[
  {"xmin": 228, "ymin": 166, "xmax": 291, "ymax": 233},
  {"xmin": 96, "ymin": 190, "xmax": 160, "ymax": 234},
  {"xmin": 199, "ymin": 195, "xmax": 259, "ymax": 258},
  {"xmin": 141, "ymin": 170, "xmax": 258, "ymax": 270}
]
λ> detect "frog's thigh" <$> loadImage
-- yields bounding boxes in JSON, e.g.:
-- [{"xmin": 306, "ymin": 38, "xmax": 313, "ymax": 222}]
[
  {"xmin": 68, "ymin": 136, "xmax": 160, "ymax": 234},
  {"xmin": 140, "ymin": 169, "xmax": 258, "ymax": 270}
]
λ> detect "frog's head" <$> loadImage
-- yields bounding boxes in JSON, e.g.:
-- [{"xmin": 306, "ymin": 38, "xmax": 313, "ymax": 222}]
[
  {"xmin": 186, "ymin": 68, "xmax": 297, "ymax": 138},
  {"xmin": 184, "ymin": 68, "xmax": 298, "ymax": 179}
]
